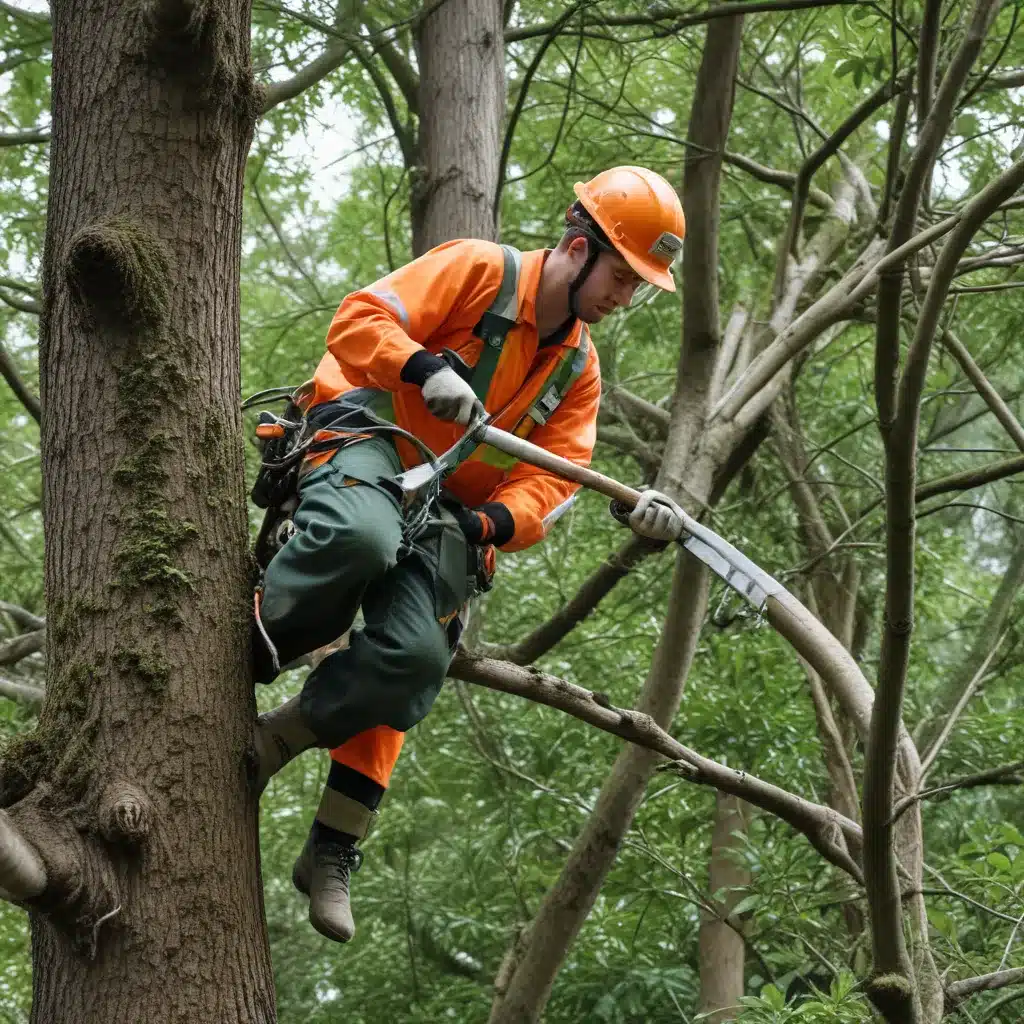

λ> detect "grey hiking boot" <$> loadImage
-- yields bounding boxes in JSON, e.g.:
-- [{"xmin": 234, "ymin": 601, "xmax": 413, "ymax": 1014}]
[
  {"xmin": 253, "ymin": 694, "xmax": 320, "ymax": 793},
  {"xmin": 292, "ymin": 788, "xmax": 377, "ymax": 943},
  {"xmin": 307, "ymin": 834, "xmax": 363, "ymax": 943}
]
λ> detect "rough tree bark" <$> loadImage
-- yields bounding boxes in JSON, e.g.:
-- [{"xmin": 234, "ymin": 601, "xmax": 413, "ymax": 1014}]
[
  {"xmin": 0, "ymin": 2, "xmax": 270, "ymax": 1021},
  {"xmin": 413, "ymin": 0, "xmax": 504, "ymax": 252},
  {"xmin": 698, "ymin": 793, "xmax": 750, "ymax": 1023}
]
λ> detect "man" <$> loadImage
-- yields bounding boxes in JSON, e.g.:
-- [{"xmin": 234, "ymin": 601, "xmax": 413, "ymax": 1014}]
[{"xmin": 252, "ymin": 165, "xmax": 689, "ymax": 943}]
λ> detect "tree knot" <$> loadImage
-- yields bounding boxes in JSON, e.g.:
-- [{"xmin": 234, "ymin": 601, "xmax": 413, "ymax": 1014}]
[{"xmin": 66, "ymin": 217, "xmax": 171, "ymax": 333}]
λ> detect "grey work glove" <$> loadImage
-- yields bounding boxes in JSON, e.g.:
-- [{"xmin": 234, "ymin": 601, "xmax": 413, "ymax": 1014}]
[
  {"xmin": 420, "ymin": 366, "xmax": 485, "ymax": 426},
  {"xmin": 628, "ymin": 489, "xmax": 685, "ymax": 543}
]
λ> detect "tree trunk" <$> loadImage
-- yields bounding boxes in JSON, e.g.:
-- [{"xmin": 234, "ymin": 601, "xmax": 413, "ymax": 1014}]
[
  {"xmin": 487, "ymin": 18, "xmax": 744, "ymax": 1022},
  {"xmin": 413, "ymin": 0, "xmax": 504, "ymax": 253},
  {"xmin": 1, "ymin": 3, "xmax": 270, "ymax": 1020},
  {"xmin": 698, "ymin": 792, "xmax": 750, "ymax": 1023}
]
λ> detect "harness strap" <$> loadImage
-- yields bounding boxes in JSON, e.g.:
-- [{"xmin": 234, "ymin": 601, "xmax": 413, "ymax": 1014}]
[{"xmin": 468, "ymin": 244, "xmax": 521, "ymax": 402}]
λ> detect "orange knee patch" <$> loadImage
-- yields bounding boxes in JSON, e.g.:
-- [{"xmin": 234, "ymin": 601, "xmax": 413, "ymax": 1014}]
[{"xmin": 331, "ymin": 726, "xmax": 405, "ymax": 788}]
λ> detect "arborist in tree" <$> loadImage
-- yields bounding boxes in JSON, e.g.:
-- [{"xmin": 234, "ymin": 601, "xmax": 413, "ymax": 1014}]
[{"xmin": 250, "ymin": 166, "xmax": 690, "ymax": 944}]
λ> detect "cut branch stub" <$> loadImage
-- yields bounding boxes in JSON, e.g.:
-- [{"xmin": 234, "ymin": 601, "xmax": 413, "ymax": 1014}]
[
  {"xmin": 65, "ymin": 218, "xmax": 171, "ymax": 333},
  {"xmin": 99, "ymin": 783, "xmax": 153, "ymax": 847},
  {"xmin": 0, "ymin": 809, "xmax": 47, "ymax": 901}
]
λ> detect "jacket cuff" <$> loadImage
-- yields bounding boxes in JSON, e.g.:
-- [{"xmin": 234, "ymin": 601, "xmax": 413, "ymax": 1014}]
[
  {"xmin": 479, "ymin": 502, "xmax": 515, "ymax": 547},
  {"xmin": 400, "ymin": 350, "xmax": 446, "ymax": 387}
]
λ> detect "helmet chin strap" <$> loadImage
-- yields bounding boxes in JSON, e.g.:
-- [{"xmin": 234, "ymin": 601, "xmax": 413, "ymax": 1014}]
[{"xmin": 567, "ymin": 239, "xmax": 602, "ymax": 319}]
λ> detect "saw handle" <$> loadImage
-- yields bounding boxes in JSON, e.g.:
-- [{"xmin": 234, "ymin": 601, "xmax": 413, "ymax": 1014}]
[{"xmin": 477, "ymin": 425, "xmax": 642, "ymax": 508}]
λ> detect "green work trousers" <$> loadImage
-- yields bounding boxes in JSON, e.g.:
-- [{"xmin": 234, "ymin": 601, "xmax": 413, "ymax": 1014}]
[{"xmin": 259, "ymin": 436, "xmax": 472, "ymax": 748}]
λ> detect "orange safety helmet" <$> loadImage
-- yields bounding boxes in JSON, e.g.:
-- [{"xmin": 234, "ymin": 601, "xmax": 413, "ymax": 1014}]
[{"xmin": 571, "ymin": 166, "xmax": 685, "ymax": 294}]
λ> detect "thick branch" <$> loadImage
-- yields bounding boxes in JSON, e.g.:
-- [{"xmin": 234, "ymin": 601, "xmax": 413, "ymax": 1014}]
[
  {"xmin": 914, "ymin": 455, "xmax": 1024, "ymax": 503},
  {"xmin": 0, "ymin": 810, "xmax": 46, "ymax": 901},
  {"xmin": 603, "ymin": 386, "xmax": 671, "ymax": 437},
  {"xmin": 945, "ymin": 968, "xmax": 1024, "ymax": 1007},
  {"xmin": 450, "ymin": 651, "xmax": 863, "ymax": 880},
  {"xmin": 0, "ymin": 603, "xmax": 45, "ymax": 632},
  {"xmin": 0, "ymin": 283, "xmax": 42, "ymax": 314},
  {"xmin": 0, "ymin": 629, "xmax": 44, "ymax": 667},
  {"xmin": 261, "ymin": 39, "xmax": 352, "ymax": 112},
  {"xmin": 0, "ymin": 675, "xmax": 44, "ymax": 705}
]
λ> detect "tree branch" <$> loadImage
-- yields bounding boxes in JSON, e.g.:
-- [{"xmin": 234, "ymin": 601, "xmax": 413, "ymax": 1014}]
[
  {"xmin": 0, "ymin": 675, "xmax": 44, "ymax": 705},
  {"xmin": 361, "ymin": 13, "xmax": 418, "ymax": 115},
  {"xmin": 450, "ymin": 651, "xmax": 864, "ymax": 881},
  {"xmin": 0, "ymin": 603, "xmax": 45, "ymax": 632},
  {"xmin": 0, "ymin": 127, "xmax": 49, "ymax": 147},
  {"xmin": 0, "ymin": 1, "xmax": 49, "ymax": 24},
  {"xmin": 873, "ymin": 0, "xmax": 1002, "ymax": 436},
  {"xmin": 0, "ymin": 810, "xmax": 46, "ymax": 902},
  {"xmin": 502, "ymin": 536, "xmax": 659, "ymax": 664},
  {"xmin": 0, "ymin": 339, "xmax": 41, "ymax": 423},
  {"xmin": 0, "ymin": 629, "xmax": 44, "ymax": 667},
  {"xmin": 261, "ymin": 39, "xmax": 353, "ymax": 113},
  {"xmin": 940, "ymin": 330, "xmax": 1024, "ymax": 454},
  {"xmin": 891, "ymin": 760, "xmax": 1024, "ymax": 824},
  {"xmin": 724, "ymin": 150, "xmax": 834, "ymax": 210},
  {"xmin": 504, "ymin": 0, "xmax": 867, "ymax": 42},
  {"xmin": 946, "ymin": 969, "xmax": 1024, "ymax": 1007}
]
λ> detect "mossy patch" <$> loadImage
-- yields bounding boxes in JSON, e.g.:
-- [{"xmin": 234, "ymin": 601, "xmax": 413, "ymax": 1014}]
[
  {"xmin": 113, "ymin": 642, "xmax": 171, "ymax": 694},
  {"xmin": 116, "ymin": 357, "xmax": 190, "ymax": 442},
  {"xmin": 113, "ymin": 507, "xmax": 198, "ymax": 591},
  {"xmin": 65, "ymin": 216, "xmax": 171, "ymax": 333},
  {"xmin": 47, "ymin": 595, "xmax": 104, "ymax": 652},
  {"xmin": 0, "ymin": 663, "xmax": 101, "ymax": 808}
]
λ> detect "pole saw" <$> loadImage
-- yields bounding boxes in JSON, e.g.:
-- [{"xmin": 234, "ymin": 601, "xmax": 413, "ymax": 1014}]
[{"xmin": 394, "ymin": 417, "xmax": 866, "ymax": 702}]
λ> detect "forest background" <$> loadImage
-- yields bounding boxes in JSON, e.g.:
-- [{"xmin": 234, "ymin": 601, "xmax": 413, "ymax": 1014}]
[{"xmin": 0, "ymin": 0, "xmax": 1022, "ymax": 1021}]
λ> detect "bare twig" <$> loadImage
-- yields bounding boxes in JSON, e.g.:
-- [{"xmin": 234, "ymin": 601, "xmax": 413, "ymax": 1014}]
[
  {"xmin": 940, "ymin": 331, "xmax": 1024, "ymax": 454},
  {"xmin": 890, "ymin": 760, "xmax": 1024, "ymax": 824},
  {"xmin": 504, "ymin": 0, "xmax": 867, "ymax": 42}
]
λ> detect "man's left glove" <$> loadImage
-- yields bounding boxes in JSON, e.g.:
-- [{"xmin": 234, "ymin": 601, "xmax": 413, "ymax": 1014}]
[
  {"xmin": 628, "ymin": 489, "xmax": 685, "ymax": 543},
  {"xmin": 451, "ymin": 502, "xmax": 515, "ymax": 547}
]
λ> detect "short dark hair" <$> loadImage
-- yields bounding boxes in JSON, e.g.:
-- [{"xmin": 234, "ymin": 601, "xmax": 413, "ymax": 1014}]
[{"xmin": 560, "ymin": 200, "xmax": 612, "ymax": 249}]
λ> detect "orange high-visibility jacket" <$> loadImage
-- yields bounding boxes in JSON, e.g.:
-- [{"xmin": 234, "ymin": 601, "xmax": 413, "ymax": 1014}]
[{"xmin": 309, "ymin": 239, "xmax": 602, "ymax": 552}]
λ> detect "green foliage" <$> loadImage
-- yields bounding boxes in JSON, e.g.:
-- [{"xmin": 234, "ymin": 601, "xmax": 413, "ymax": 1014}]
[{"xmin": 1, "ymin": 0, "xmax": 1024, "ymax": 1022}]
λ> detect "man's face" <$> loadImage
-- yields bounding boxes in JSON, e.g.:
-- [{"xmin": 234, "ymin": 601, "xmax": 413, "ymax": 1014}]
[{"xmin": 572, "ymin": 244, "xmax": 646, "ymax": 324}]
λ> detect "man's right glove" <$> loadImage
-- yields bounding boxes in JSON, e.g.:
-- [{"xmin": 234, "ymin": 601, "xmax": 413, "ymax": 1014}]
[
  {"xmin": 628, "ymin": 489, "xmax": 686, "ymax": 543},
  {"xmin": 420, "ymin": 366, "xmax": 485, "ymax": 426}
]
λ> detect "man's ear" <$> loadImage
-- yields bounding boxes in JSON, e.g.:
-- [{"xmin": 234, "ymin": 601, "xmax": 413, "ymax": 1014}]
[{"xmin": 567, "ymin": 235, "xmax": 590, "ymax": 263}]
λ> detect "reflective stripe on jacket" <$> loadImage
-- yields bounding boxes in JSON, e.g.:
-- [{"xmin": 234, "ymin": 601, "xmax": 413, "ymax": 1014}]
[{"xmin": 309, "ymin": 239, "xmax": 601, "ymax": 552}]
